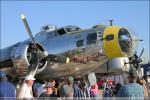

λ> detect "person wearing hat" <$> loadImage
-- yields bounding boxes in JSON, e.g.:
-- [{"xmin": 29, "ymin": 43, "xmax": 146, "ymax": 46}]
[
  {"xmin": 0, "ymin": 70, "xmax": 16, "ymax": 98},
  {"xmin": 39, "ymin": 82, "xmax": 56, "ymax": 98},
  {"xmin": 63, "ymin": 76, "xmax": 83, "ymax": 99},
  {"xmin": 116, "ymin": 69, "xmax": 144, "ymax": 99},
  {"xmin": 18, "ymin": 74, "xmax": 35, "ymax": 99},
  {"xmin": 64, "ymin": 76, "xmax": 74, "ymax": 99}
]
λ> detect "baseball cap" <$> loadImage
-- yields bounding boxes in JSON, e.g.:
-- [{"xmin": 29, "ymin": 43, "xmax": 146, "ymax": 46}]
[
  {"xmin": 45, "ymin": 82, "xmax": 53, "ymax": 88},
  {"xmin": 0, "ymin": 71, "xmax": 6, "ymax": 78},
  {"xmin": 67, "ymin": 76, "xmax": 74, "ymax": 84},
  {"xmin": 25, "ymin": 75, "xmax": 36, "ymax": 80}
]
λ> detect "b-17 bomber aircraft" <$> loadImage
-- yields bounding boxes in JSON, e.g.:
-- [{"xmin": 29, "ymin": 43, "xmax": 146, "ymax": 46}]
[{"xmin": 0, "ymin": 15, "xmax": 141, "ymax": 80}]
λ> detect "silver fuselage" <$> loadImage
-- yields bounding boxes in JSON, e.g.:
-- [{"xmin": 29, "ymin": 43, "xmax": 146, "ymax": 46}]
[{"xmin": 0, "ymin": 25, "xmax": 134, "ymax": 79}]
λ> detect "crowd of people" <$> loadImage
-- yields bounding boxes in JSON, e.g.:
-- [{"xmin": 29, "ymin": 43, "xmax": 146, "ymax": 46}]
[{"xmin": 0, "ymin": 70, "xmax": 150, "ymax": 100}]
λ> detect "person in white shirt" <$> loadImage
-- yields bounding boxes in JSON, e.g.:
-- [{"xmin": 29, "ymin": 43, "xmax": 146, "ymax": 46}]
[{"xmin": 18, "ymin": 74, "xmax": 35, "ymax": 99}]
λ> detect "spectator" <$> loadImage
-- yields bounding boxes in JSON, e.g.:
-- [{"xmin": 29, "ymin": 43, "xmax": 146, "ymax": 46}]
[
  {"xmin": 0, "ymin": 71, "xmax": 16, "ymax": 98},
  {"xmin": 39, "ymin": 82, "xmax": 56, "ymax": 98},
  {"xmin": 37, "ymin": 79, "xmax": 47, "ymax": 97},
  {"xmin": 90, "ymin": 83, "xmax": 99, "ymax": 99},
  {"xmin": 104, "ymin": 88, "xmax": 111, "ymax": 97},
  {"xmin": 113, "ymin": 82, "xmax": 121, "ymax": 96},
  {"xmin": 18, "ymin": 74, "xmax": 35, "ymax": 99},
  {"xmin": 58, "ymin": 77, "xmax": 66, "ymax": 97},
  {"xmin": 73, "ymin": 80, "xmax": 83, "ymax": 99},
  {"xmin": 103, "ymin": 79, "xmax": 108, "ymax": 91},
  {"xmin": 97, "ymin": 78, "xmax": 104, "ymax": 89},
  {"xmin": 116, "ymin": 69, "xmax": 144, "ymax": 99},
  {"xmin": 62, "ymin": 76, "xmax": 83, "ymax": 99},
  {"xmin": 103, "ymin": 79, "xmax": 113, "ymax": 98},
  {"xmin": 137, "ymin": 77, "xmax": 149, "ymax": 99},
  {"xmin": 33, "ymin": 79, "xmax": 42, "ymax": 97},
  {"xmin": 63, "ymin": 76, "xmax": 74, "ymax": 99},
  {"xmin": 81, "ymin": 79, "xmax": 91, "ymax": 98},
  {"xmin": 49, "ymin": 79, "xmax": 58, "ymax": 96}
]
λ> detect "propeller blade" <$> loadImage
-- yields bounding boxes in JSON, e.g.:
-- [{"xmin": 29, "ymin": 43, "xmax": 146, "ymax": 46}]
[
  {"xmin": 45, "ymin": 54, "xmax": 70, "ymax": 64},
  {"xmin": 139, "ymin": 47, "xmax": 145, "ymax": 58},
  {"xmin": 21, "ymin": 14, "xmax": 37, "ymax": 48}
]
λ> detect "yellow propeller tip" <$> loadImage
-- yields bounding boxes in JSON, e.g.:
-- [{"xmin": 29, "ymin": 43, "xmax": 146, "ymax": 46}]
[
  {"xmin": 21, "ymin": 14, "xmax": 25, "ymax": 19},
  {"xmin": 66, "ymin": 57, "xmax": 70, "ymax": 63}
]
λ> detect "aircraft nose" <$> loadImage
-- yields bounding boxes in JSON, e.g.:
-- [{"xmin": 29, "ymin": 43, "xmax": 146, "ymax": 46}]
[
  {"xmin": 103, "ymin": 26, "xmax": 140, "ymax": 58},
  {"xmin": 118, "ymin": 28, "xmax": 141, "ymax": 57}
]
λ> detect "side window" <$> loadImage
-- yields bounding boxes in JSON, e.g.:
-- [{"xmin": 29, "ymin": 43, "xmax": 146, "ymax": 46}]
[
  {"xmin": 87, "ymin": 33, "xmax": 97, "ymax": 45},
  {"xmin": 76, "ymin": 40, "xmax": 84, "ymax": 47}
]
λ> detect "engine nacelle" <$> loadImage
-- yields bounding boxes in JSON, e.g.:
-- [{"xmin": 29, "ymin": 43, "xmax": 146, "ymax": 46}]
[
  {"xmin": 11, "ymin": 43, "xmax": 30, "ymax": 76},
  {"xmin": 0, "ymin": 42, "xmax": 47, "ymax": 77},
  {"xmin": 95, "ymin": 57, "xmax": 130, "ymax": 75}
]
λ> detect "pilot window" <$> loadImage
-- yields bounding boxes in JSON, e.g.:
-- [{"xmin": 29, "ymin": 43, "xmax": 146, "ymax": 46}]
[
  {"xmin": 57, "ymin": 29, "xmax": 66, "ymax": 35},
  {"xmin": 87, "ymin": 33, "xmax": 97, "ymax": 45},
  {"xmin": 76, "ymin": 40, "xmax": 84, "ymax": 47}
]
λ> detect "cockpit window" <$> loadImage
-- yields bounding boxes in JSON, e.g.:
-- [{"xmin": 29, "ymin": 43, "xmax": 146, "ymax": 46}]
[
  {"xmin": 118, "ymin": 28, "xmax": 132, "ymax": 53},
  {"xmin": 65, "ymin": 26, "xmax": 81, "ymax": 33},
  {"xmin": 56, "ymin": 26, "xmax": 81, "ymax": 35},
  {"xmin": 57, "ymin": 29, "xmax": 66, "ymax": 35},
  {"xmin": 87, "ymin": 33, "xmax": 97, "ymax": 45}
]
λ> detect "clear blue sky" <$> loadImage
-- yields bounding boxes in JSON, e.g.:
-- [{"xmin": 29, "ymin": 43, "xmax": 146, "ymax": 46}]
[{"xmin": 1, "ymin": 1, "xmax": 149, "ymax": 62}]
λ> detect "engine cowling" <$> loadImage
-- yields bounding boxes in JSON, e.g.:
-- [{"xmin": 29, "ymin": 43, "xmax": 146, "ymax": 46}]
[
  {"xmin": 95, "ymin": 57, "xmax": 130, "ymax": 75},
  {"xmin": 0, "ymin": 42, "xmax": 47, "ymax": 77}
]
